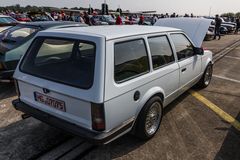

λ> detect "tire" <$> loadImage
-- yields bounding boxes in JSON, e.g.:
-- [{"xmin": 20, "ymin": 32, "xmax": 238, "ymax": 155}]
[
  {"xmin": 135, "ymin": 96, "xmax": 163, "ymax": 140},
  {"xmin": 196, "ymin": 63, "xmax": 213, "ymax": 88}
]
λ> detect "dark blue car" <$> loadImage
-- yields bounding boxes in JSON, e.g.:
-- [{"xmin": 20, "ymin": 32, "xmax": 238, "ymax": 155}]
[{"xmin": 0, "ymin": 21, "xmax": 87, "ymax": 82}]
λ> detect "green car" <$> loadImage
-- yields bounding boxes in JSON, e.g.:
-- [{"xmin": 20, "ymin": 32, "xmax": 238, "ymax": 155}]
[{"xmin": 0, "ymin": 21, "xmax": 87, "ymax": 82}]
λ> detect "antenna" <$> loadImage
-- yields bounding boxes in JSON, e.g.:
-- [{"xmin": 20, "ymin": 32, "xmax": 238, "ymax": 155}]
[{"xmin": 209, "ymin": 6, "xmax": 212, "ymax": 17}]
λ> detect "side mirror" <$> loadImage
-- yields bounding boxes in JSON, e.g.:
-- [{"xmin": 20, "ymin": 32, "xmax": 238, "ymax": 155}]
[{"xmin": 194, "ymin": 47, "xmax": 204, "ymax": 55}]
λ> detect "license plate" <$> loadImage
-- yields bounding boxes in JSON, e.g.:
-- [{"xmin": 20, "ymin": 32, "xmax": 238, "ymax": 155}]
[{"xmin": 34, "ymin": 92, "xmax": 66, "ymax": 112}]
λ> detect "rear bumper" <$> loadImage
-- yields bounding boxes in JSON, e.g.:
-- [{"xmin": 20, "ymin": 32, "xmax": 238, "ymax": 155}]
[{"xmin": 12, "ymin": 99, "xmax": 133, "ymax": 144}]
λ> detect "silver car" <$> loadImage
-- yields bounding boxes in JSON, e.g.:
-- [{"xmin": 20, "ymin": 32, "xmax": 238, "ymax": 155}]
[{"xmin": 13, "ymin": 23, "xmax": 213, "ymax": 144}]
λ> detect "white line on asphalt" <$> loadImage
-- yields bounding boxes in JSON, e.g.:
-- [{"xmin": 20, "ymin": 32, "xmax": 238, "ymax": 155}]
[
  {"xmin": 213, "ymin": 75, "xmax": 240, "ymax": 83},
  {"xmin": 224, "ymin": 56, "xmax": 240, "ymax": 60}
]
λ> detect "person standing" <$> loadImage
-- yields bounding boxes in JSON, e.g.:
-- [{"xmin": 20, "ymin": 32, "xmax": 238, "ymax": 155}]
[
  {"xmin": 165, "ymin": 13, "xmax": 169, "ymax": 18},
  {"xmin": 138, "ymin": 14, "xmax": 144, "ymax": 25},
  {"xmin": 116, "ymin": 13, "xmax": 122, "ymax": 25},
  {"xmin": 151, "ymin": 14, "xmax": 158, "ymax": 25},
  {"xmin": 129, "ymin": 15, "xmax": 133, "ymax": 25},
  {"xmin": 213, "ymin": 14, "xmax": 222, "ymax": 40},
  {"xmin": 170, "ymin": 13, "xmax": 176, "ymax": 18},
  {"xmin": 68, "ymin": 12, "xmax": 75, "ymax": 21},
  {"xmin": 79, "ymin": 12, "xmax": 85, "ymax": 23},
  {"xmin": 235, "ymin": 18, "xmax": 240, "ymax": 34},
  {"xmin": 83, "ymin": 12, "xmax": 90, "ymax": 25},
  {"xmin": 90, "ymin": 12, "xmax": 98, "ymax": 25}
]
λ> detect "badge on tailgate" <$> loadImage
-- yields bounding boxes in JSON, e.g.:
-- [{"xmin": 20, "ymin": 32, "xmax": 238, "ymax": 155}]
[{"xmin": 34, "ymin": 92, "xmax": 66, "ymax": 112}]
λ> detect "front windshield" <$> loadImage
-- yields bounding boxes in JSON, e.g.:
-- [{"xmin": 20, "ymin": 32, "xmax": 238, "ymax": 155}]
[
  {"xmin": 104, "ymin": 15, "xmax": 113, "ymax": 21},
  {"xmin": 29, "ymin": 14, "xmax": 52, "ymax": 21},
  {"xmin": 2, "ymin": 26, "xmax": 38, "ymax": 43},
  {"xmin": 0, "ymin": 17, "xmax": 17, "ymax": 23}
]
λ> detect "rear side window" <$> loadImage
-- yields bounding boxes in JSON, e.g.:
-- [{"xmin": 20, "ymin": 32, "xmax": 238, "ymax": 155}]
[
  {"xmin": 114, "ymin": 39, "xmax": 149, "ymax": 83},
  {"xmin": 1, "ymin": 26, "xmax": 38, "ymax": 45},
  {"xmin": 148, "ymin": 36, "xmax": 175, "ymax": 69},
  {"xmin": 0, "ymin": 17, "xmax": 16, "ymax": 23},
  {"xmin": 21, "ymin": 37, "xmax": 95, "ymax": 89},
  {"xmin": 171, "ymin": 34, "xmax": 194, "ymax": 61}
]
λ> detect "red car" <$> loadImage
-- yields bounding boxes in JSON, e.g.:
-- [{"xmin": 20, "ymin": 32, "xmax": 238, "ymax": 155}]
[{"xmin": 14, "ymin": 14, "xmax": 31, "ymax": 22}]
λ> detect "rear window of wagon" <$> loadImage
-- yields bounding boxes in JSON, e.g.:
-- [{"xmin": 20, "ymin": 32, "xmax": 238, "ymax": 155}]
[{"xmin": 20, "ymin": 37, "xmax": 96, "ymax": 89}]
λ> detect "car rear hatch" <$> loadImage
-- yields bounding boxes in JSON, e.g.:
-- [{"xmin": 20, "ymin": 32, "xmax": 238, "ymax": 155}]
[{"xmin": 14, "ymin": 32, "xmax": 105, "ymax": 130}]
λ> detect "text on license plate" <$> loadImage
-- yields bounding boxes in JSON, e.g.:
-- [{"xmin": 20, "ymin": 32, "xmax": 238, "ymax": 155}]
[{"xmin": 34, "ymin": 92, "xmax": 66, "ymax": 112}]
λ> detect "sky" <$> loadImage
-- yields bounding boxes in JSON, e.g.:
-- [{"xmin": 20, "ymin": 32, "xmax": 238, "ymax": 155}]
[{"xmin": 0, "ymin": 0, "xmax": 240, "ymax": 16}]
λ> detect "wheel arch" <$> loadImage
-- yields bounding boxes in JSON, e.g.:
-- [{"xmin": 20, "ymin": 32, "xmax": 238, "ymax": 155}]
[
  {"xmin": 131, "ymin": 87, "xmax": 165, "ymax": 133},
  {"xmin": 202, "ymin": 50, "xmax": 213, "ymax": 71}
]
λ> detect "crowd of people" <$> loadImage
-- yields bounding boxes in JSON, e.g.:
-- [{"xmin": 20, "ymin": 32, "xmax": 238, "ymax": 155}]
[
  {"xmin": 50, "ymin": 10, "xmax": 147, "ymax": 25},
  {"xmin": 0, "ymin": 9, "xmax": 221, "ymax": 23},
  {"xmin": 1, "ymin": 9, "xmax": 240, "ymax": 34},
  {"xmin": 48, "ymin": 10, "xmax": 198, "ymax": 25}
]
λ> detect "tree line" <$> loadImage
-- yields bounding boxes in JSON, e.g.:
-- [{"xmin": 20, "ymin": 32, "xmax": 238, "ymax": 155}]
[
  {"xmin": 0, "ymin": 4, "xmax": 116, "ymax": 13},
  {"xmin": 1, "ymin": 4, "xmax": 240, "ymax": 17},
  {"xmin": 221, "ymin": 12, "xmax": 240, "ymax": 18}
]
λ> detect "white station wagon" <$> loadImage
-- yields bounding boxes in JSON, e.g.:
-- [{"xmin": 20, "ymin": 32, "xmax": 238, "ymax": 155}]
[{"xmin": 13, "ymin": 23, "xmax": 213, "ymax": 144}]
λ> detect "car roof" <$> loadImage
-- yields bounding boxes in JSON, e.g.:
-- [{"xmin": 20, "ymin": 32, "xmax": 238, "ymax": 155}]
[
  {"xmin": 16, "ymin": 21, "xmax": 87, "ymax": 29},
  {"xmin": 0, "ymin": 15, "xmax": 11, "ymax": 18},
  {"xmin": 41, "ymin": 25, "xmax": 181, "ymax": 40}
]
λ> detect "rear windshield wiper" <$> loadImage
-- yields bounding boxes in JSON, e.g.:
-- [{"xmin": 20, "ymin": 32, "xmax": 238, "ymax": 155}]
[{"xmin": 1, "ymin": 38, "xmax": 16, "ymax": 43}]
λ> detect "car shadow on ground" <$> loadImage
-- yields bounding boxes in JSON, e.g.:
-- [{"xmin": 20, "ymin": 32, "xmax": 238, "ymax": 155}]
[
  {"xmin": 92, "ymin": 92, "xmax": 189, "ymax": 160},
  {"xmin": 0, "ymin": 118, "xmax": 72, "ymax": 160},
  {"xmin": 0, "ymin": 82, "xmax": 16, "ymax": 100},
  {"xmin": 214, "ymin": 112, "xmax": 240, "ymax": 160}
]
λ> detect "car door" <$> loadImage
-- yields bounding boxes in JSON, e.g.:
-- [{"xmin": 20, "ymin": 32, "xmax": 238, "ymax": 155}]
[
  {"xmin": 147, "ymin": 35, "xmax": 180, "ymax": 105},
  {"xmin": 170, "ymin": 33, "xmax": 202, "ymax": 92}
]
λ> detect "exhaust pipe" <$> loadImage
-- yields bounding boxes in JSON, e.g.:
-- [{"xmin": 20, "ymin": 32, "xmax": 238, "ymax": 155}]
[{"xmin": 21, "ymin": 114, "xmax": 31, "ymax": 119}]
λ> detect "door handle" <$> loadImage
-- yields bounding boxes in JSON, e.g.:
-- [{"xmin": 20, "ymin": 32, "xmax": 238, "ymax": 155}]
[{"xmin": 181, "ymin": 68, "xmax": 187, "ymax": 72}]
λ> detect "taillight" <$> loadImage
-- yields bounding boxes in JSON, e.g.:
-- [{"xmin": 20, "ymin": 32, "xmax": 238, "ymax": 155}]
[
  {"xmin": 91, "ymin": 103, "xmax": 105, "ymax": 131},
  {"xmin": 14, "ymin": 79, "xmax": 20, "ymax": 97}
]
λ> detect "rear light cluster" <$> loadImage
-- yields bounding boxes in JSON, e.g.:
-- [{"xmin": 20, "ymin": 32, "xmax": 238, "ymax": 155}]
[
  {"xmin": 14, "ymin": 79, "xmax": 20, "ymax": 97},
  {"xmin": 91, "ymin": 103, "xmax": 105, "ymax": 131}
]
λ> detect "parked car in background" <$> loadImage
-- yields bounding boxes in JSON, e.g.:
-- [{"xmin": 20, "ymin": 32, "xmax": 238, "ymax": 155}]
[
  {"xmin": 204, "ymin": 25, "xmax": 228, "ymax": 41},
  {"xmin": 98, "ymin": 15, "xmax": 115, "ymax": 25},
  {"xmin": 0, "ymin": 21, "xmax": 87, "ymax": 82},
  {"xmin": 208, "ymin": 17, "xmax": 236, "ymax": 33},
  {"xmin": 220, "ymin": 17, "xmax": 237, "ymax": 27},
  {"xmin": 13, "ymin": 22, "xmax": 213, "ymax": 144},
  {"xmin": 27, "ymin": 12, "xmax": 54, "ymax": 21},
  {"xmin": 219, "ymin": 26, "xmax": 228, "ymax": 34},
  {"xmin": 0, "ymin": 15, "xmax": 19, "ymax": 32},
  {"xmin": 89, "ymin": 15, "xmax": 108, "ymax": 25},
  {"xmin": 221, "ymin": 23, "xmax": 235, "ymax": 33},
  {"xmin": 143, "ymin": 16, "xmax": 153, "ymax": 25},
  {"xmin": 205, "ymin": 25, "xmax": 215, "ymax": 41},
  {"xmin": 14, "ymin": 14, "xmax": 31, "ymax": 22}
]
